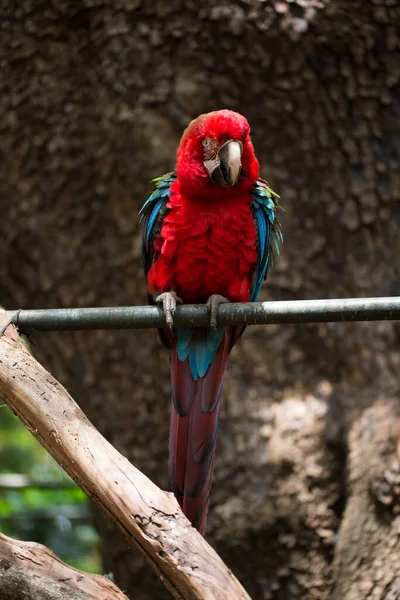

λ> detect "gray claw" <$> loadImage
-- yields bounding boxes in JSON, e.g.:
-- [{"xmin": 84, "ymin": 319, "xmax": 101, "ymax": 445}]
[
  {"xmin": 156, "ymin": 291, "xmax": 183, "ymax": 330},
  {"xmin": 206, "ymin": 294, "xmax": 230, "ymax": 329}
]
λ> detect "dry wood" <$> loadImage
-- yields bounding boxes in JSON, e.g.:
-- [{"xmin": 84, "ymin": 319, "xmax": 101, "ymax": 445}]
[
  {"xmin": 0, "ymin": 310, "xmax": 250, "ymax": 600},
  {"xmin": 0, "ymin": 532, "xmax": 128, "ymax": 600}
]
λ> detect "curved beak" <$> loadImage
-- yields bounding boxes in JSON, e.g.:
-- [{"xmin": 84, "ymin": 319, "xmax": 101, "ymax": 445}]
[{"xmin": 204, "ymin": 140, "xmax": 242, "ymax": 187}]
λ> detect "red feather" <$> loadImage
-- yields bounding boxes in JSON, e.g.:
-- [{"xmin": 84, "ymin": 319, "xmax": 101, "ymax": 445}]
[
  {"xmin": 148, "ymin": 186, "xmax": 258, "ymax": 302},
  {"xmin": 169, "ymin": 328, "xmax": 235, "ymax": 533}
]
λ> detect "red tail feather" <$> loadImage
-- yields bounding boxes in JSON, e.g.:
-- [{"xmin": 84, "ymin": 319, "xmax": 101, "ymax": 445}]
[{"xmin": 169, "ymin": 328, "xmax": 235, "ymax": 534}]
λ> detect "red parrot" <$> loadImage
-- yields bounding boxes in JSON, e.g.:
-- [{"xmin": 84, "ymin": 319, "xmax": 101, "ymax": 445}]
[{"xmin": 140, "ymin": 110, "xmax": 282, "ymax": 534}]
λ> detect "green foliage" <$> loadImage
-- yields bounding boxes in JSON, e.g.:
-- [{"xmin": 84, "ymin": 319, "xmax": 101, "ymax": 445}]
[{"xmin": 0, "ymin": 404, "xmax": 101, "ymax": 573}]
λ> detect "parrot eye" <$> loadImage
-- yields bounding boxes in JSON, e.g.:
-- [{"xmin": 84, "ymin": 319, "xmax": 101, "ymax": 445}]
[{"xmin": 202, "ymin": 138, "xmax": 212, "ymax": 149}]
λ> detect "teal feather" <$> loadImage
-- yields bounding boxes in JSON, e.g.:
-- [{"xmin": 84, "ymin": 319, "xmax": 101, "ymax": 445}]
[
  {"xmin": 139, "ymin": 172, "xmax": 176, "ymax": 245},
  {"xmin": 140, "ymin": 172, "xmax": 176, "ymax": 274},
  {"xmin": 250, "ymin": 179, "xmax": 282, "ymax": 302},
  {"xmin": 177, "ymin": 327, "xmax": 195, "ymax": 361},
  {"xmin": 177, "ymin": 327, "xmax": 225, "ymax": 381}
]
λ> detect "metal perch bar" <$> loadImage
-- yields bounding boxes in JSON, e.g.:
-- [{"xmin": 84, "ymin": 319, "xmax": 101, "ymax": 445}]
[{"xmin": 5, "ymin": 297, "xmax": 400, "ymax": 331}]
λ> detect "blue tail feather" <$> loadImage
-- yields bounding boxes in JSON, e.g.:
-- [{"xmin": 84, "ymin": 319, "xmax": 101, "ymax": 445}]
[{"xmin": 177, "ymin": 327, "xmax": 226, "ymax": 381}]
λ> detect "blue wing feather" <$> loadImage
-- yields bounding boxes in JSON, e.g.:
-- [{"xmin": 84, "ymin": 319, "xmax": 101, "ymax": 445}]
[
  {"xmin": 146, "ymin": 198, "xmax": 164, "ymax": 244},
  {"xmin": 139, "ymin": 172, "xmax": 176, "ymax": 274},
  {"xmin": 250, "ymin": 179, "xmax": 282, "ymax": 302}
]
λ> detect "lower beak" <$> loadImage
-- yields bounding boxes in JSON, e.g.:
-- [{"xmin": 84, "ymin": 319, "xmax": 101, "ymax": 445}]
[{"xmin": 204, "ymin": 140, "xmax": 242, "ymax": 187}]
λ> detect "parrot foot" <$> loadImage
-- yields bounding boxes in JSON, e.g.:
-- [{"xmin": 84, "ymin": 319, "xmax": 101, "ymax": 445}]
[
  {"xmin": 156, "ymin": 291, "xmax": 183, "ymax": 330},
  {"xmin": 207, "ymin": 294, "xmax": 230, "ymax": 329}
]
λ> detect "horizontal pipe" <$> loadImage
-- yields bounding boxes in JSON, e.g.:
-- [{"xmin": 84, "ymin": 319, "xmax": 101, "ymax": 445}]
[{"xmin": 5, "ymin": 297, "xmax": 400, "ymax": 331}]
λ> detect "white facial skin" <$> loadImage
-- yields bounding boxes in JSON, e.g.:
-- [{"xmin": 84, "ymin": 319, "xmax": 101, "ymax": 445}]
[{"xmin": 202, "ymin": 138, "xmax": 243, "ymax": 187}]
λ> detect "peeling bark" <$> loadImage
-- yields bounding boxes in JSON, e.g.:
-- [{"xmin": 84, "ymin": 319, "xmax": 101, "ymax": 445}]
[{"xmin": 0, "ymin": 0, "xmax": 400, "ymax": 598}]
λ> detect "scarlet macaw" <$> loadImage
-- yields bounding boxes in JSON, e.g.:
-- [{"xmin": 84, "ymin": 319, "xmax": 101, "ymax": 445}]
[{"xmin": 140, "ymin": 110, "xmax": 282, "ymax": 534}]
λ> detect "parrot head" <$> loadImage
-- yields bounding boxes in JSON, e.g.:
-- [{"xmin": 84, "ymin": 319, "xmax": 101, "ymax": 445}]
[{"xmin": 176, "ymin": 109, "xmax": 259, "ymax": 199}]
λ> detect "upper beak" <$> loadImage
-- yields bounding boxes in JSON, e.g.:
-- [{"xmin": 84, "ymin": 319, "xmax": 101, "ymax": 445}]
[{"xmin": 204, "ymin": 140, "xmax": 242, "ymax": 187}]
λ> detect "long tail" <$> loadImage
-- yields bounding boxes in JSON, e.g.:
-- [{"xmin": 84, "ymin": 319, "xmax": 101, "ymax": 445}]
[{"xmin": 169, "ymin": 327, "xmax": 235, "ymax": 534}]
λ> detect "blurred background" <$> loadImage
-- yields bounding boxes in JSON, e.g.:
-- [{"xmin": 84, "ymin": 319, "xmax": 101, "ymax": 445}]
[
  {"xmin": 0, "ymin": 1, "xmax": 399, "ymax": 599},
  {"xmin": 0, "ymin": 405, "xmax": 100, "ymax": 573}
]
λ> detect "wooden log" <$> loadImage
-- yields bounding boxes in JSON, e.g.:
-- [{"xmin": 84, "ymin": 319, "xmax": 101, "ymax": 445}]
[
  {"xmin": 0, "ymin": 310, "xmax": 251, "ymax": 600},
  {"xmin": 0, "ymin": 532, "xmax": 128, "ymax": 600}
]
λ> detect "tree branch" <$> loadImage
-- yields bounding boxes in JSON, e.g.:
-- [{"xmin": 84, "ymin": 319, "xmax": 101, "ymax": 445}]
[
  {"xmin": 0, "ymin": 532, "xmax": 128, "ymax": 600},
  {"xmin": 0, "ymin": 311, "xmax": 250, "ymax": 600}
]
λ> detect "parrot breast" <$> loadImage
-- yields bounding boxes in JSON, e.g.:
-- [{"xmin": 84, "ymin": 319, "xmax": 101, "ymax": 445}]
[{"xmin": 147, "ymin": 183, "xmax": 258, "ymax": 303}]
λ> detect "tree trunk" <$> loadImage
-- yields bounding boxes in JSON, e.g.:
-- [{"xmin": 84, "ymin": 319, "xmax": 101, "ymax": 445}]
[{"xmin": 1, "ymin": 1, "xmax": 399, "ymax": 598}]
